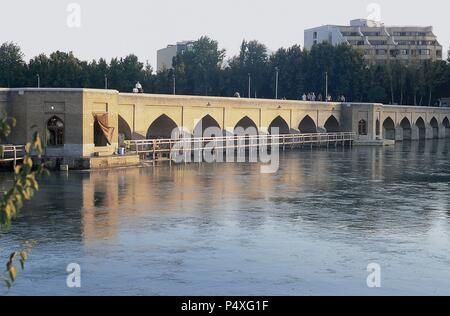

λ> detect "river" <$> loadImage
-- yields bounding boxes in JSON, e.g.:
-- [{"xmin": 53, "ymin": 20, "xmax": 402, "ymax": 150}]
[{"xmin": 1, "ymin": 140, "xmax": 450, "ymax": 295}]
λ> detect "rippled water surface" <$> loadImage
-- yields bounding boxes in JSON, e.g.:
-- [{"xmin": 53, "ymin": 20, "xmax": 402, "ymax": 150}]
[{"xmin": 1, "ymin": 140, "xmax": 450, "ymax": 295}]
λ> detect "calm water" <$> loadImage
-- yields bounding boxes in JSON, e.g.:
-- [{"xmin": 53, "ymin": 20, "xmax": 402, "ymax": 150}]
[{"xmin": 1, "ymin": 140, "xmax": 450, "ymax": 296}]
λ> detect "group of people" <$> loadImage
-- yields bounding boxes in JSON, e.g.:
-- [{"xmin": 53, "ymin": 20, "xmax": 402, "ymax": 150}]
[{"xmin": 301, "ymin": 92, "xmax": 346, "ymax": 103}]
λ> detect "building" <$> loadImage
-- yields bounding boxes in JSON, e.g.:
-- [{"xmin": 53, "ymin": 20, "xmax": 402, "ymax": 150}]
[
  {"xmin": 156, "ymin": 41, "xmax": 195, "ymax": 72},
  {"xmin": 304, "ymin": 19, "xmax": 442, "ymax": 64}
]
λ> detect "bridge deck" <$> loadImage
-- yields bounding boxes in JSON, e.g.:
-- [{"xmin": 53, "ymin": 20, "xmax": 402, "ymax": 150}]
[{"xmin": 125, "ymin": 132, "xmax": 356, "ymax": 162}]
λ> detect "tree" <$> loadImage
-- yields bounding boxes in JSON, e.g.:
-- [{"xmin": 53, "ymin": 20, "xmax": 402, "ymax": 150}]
[
  {"xmin": 0, "ymin": 42, "xmax": 26, "ymax": 88},
  {"xmin": 173, "ymin": 36, "xmax": 225, "ymax": 96}
]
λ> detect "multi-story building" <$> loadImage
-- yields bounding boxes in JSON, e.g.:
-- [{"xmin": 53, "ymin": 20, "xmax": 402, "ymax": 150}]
[
  {"xmin": 304, "ymin": 19, "xmax": 442, "ymax": 64},
  {"xmin": 156, "ymin": 41, "xmax": 195, "ymax": 72}
]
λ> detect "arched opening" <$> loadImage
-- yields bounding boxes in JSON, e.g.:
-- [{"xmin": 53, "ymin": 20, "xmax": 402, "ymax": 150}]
[
  {"xmin": 430, "ymin": 117, "xmax": 439, "ymax": 139},
  {"xmin": 46, "ymin": 116, "xmax": 64, "ymax": 146},
  {"xmin": 146, "ymin": 114, "xmax": 178, "ymax": 139},
  {"xmin": 268, "ymin": 116, "xmax": 290, "ymax": 135},
  {"xmin": 234, "ymin": 116, "xmax": 259, "ymax": 135},
  {"xmin": 383, "ymin": 117, "xmax": 395, "ymax": 140},
  {"xmin": 416, "ymin": 117, "xmax": 426, "ymax": 140},
  {"xmin": 443, "ymin": 117, "xmax": 450, "ymax": 138},
  {"xmin": 375, "ymin": 119, "xmax": 380, "ymax": 137},
  {"xmin": 298, "ymin": 115, "xmax": 317, "ymax": 133},
  {"xmin": 194, "ymin": 115, "xmax": 222, "ymax": 137},
  {"xmin": 358, "ymin": 119, "xmax": 368, "ymax": 136},
  {"xmin": 324, "ymin": 116, "xmax": 340, "ymax": 133},
  {"xmin": 400, "ymin": 117, "xmax": 412, "ymax": 140},
  {"xmin": 118, "ymin": 115, "xmax": 132, "ymax": 146}
]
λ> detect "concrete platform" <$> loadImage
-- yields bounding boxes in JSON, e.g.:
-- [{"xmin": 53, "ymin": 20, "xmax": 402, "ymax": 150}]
[
  {"xmin": 353, "ymin": 139, "xmax": 395, "ymax": 146},
  {"xmin": 41, "ymin": 155, "xmax": 141, "ymax": 170}
]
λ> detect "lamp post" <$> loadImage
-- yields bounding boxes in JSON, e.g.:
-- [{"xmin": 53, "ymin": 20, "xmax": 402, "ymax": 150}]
[
  {"xmin": 104, "ymin": 74, "xmax": 108, "ymax": 90},
  {"xmin": 325, "ymin": 71, "xmax": 328, "ymax": 102},
  {"xmin": 172, "ymin": 73, "xmax": 176, "ymax": 95},
  {"xmin": 275, "ymin": 67, "xmax": 279, "ymax": 100},
  {"xmin": 36, "ymin": 74, "xmax": 40, "ymax": 88},
  {"xmin": 248, "ymin": 73, "xmax": 251, "ymax": 99}
]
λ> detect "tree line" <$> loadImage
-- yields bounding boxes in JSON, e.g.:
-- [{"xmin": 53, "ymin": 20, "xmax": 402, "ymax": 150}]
[{"xmin": 1, "ymin": 37, "xmax": 450, "ymax": 106}]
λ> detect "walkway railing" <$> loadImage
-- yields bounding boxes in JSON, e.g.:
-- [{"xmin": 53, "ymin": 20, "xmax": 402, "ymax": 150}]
[
  {"xmin": 0, "ymin": 145, "xmax": 25, "ymax": 168},
  {"xmin": 124, "ymin": 132, "xmax": 356, "ymax": 161}
]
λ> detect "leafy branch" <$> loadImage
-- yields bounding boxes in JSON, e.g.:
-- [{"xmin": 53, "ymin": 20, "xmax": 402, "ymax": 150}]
[{"xmin": 1, "ymin": 114, "xmax": 48, "ymax": 288}]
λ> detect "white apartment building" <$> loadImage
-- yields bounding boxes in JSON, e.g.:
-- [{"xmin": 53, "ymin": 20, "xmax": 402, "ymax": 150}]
[
  {"xmin": 304, "ymin": 19, "xmax": 443, "ymax": 63},
  {"xmin": 156, "ymin": 41, "xmax": 195, "ymax": 72}
]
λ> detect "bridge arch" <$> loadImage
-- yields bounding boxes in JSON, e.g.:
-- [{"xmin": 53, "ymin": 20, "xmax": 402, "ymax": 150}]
[
  {"xmin": 268, "ymin": 116, "xmax": 290, "ymax": 135},
  {"xmin": 194, "ymin": 114, "xmax": 222, "ymax": 137},
  {"xmin": 118, "ymin": 115, "xmax": 132, "ymax": 141},
  {"xmin": 298, "ymin": 115, "xmax": 317, "ymax": 133},
  {"xmin": 324, "ymin": 115, "xmax": 340, "ymax": 133},
  {"xmin": 234, "ymin": 116, "xmax": 259, "ymax": 135},
  {"xmin": 416, "ymin": 117, "xmax": 426, "ymax": 140},
  {"xmin": 400, "ymin": 117, "xmax": 412, "ymax": 140},
  {"xmin": 146, "ymin": 114, "xmax": 178, "ymax": 139},
  {"xmin": 443, "ymin": 117, "xmax": 450, "ymax": 138},
  {"xmin": 383, "ymin": 117, "xmax": 395, "ymax": 140},
  {"xmin": 430, "ymin": 117, "xmax": 439, "ymax": 139}
]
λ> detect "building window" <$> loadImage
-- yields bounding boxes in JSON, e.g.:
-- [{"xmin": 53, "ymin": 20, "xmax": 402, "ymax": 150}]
[
  {"xmin": 420, "ymin": 49, "xmax": 430, "ymax": 55},
  {"xmin": 358, "ymin": 120, "xmax": 368, "ymax": 136},
  {"xmin": 313, "ymin": 32, "xmax": 318, "ymax": 39},
  {"xmin": 47, "ymin": 116, "xmax": 64, "ymax": 146}
]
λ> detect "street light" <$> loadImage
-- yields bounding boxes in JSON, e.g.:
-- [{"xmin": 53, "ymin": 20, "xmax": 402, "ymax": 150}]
[
  {"xmin": 172, "ymin": 73, "xmax": 176, "ymax": 95},
  {"xmin": 36, "ymin": 74, "xmax": 40, "ymax": 88},
  {"xmin": 275, "ymin": 67, "xmax": 279, "ymax": 100},
  {"xmin": 104, "ymin": 74, "xmax": 108, "ymax": 90},
  {"xmin": 325, "ymin": 71, "xmax": 328, "ymax": 102},
  {"xmin": 248, "ymin": 73, "xmax": 251, "ymax": 99}
]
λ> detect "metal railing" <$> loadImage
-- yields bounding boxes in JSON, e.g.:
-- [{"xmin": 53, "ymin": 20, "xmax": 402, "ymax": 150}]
[
  {"xmin": 0, "ymin": 145, "xmax": 25, "ymax": 168},
  {"xmin": 124, "ymin": 132, "xmax": 356, "ymax": 161}
]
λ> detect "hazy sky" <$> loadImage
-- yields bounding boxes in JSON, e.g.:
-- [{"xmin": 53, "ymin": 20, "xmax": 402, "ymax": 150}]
[{"xmin": 1, "ymin": 0, "xmax": 448, "ymax": 68}]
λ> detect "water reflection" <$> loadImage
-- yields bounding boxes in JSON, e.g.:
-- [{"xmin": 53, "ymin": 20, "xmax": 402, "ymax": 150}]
[{"xmin": 1, "ymin": 140, "xmax": 450, "ymax": 295}]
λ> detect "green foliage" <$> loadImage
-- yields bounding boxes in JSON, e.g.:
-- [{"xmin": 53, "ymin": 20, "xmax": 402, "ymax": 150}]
[
  {"xmin": 1, "ymin": 40, "xmax": 450, "ymax": 105},
  {"xmin": 0, "ymin": 115, "xmax": 48, "ymax": 289},
  {"xmin": 0, "ymin": 241, "xmax": 35, "ymax": 289}
]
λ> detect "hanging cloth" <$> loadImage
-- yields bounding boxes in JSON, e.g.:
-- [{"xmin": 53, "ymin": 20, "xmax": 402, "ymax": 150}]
[{"xmin": 94, "ymin": 113, "xmax": 115, "ymax": 145}]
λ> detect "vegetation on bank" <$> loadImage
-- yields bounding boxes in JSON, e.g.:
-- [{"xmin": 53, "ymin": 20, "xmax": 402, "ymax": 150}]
[{"xmin": 1, "ymin": 38, "xmax": 450, "ymax": 105}]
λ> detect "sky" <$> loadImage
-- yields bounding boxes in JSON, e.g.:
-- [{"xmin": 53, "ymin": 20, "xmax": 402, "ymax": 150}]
[{"xmin": 1, "ymin": 0, "xmax": 448, "ymax": 69}]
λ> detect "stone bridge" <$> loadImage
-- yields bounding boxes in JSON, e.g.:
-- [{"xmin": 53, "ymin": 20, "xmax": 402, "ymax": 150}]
[{"xmin": 0, "ymin": 88, "xmax": 449, "ymax": 158}]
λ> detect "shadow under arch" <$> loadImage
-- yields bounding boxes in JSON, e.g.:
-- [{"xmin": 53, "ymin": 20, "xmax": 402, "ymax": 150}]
[
  {"xmin": 383, "ymin": 117, "xmax": 395, "ymax": 140},
  {"xmin": 298, "ymin": 115, "xmax": 317, "ymax": 133},
  {"xmin": 146, "ymin": 114, "xmax": 178, "ymax": 139},
  {"xmin": 324, "ymin": 115, "xmax": 340, "ymax": 133},
  {"xmin": 443, "ymin": 117, "xmax": 450, "ymax": 138},
  {"xmin": 118, "ymin": 115, "xmax": 132, "ymax": 141},
  {"xmin": 430, "ymin": 117, "xmax": 439, "ymax": 139},
  {"xmin": 416, "ymin": 117, "xmax": 426, "ymax": 140},
  {"xmin": 268, "ymin": 116, "xmax": 290, "ymax": 135},
  {"xmin": 400, "ymin": 117, "xmax": 412, "ymax": 140},
  {"xmin": 233, "ymin": 116, "xmax": 259, "ymax": 135},
  {"xmin": 193, "ymin": 114, "xmax": 222, "ymax": 137}
]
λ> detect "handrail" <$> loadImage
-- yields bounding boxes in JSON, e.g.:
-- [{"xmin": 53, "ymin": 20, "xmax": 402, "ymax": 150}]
[
  {"xmin": 0, "ymin": 145, "xmax": 26, "ymax": 168},
  {"xmin": 124, "ymin": 132, "xmax": 356, "ymax": 157}
]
